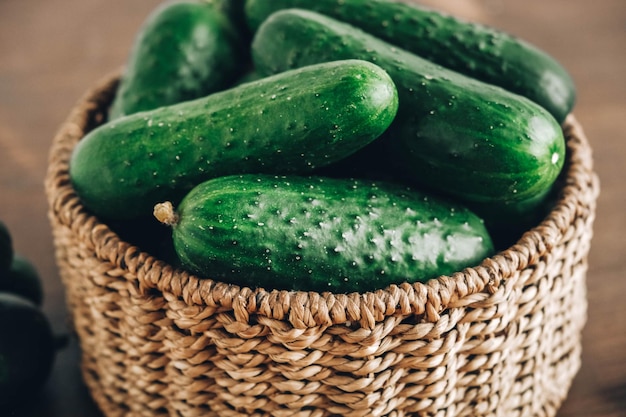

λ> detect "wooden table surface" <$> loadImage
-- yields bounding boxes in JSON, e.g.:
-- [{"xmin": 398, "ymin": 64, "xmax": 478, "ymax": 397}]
[{"xmin": 1, "ymin": 1, "xmax": 624, "ymax": 416}]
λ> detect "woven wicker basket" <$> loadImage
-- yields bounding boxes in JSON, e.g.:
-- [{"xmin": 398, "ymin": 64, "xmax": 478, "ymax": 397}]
[{"xmin": 46, "ymin": 73, "xmax": 599, "ymax": 417}]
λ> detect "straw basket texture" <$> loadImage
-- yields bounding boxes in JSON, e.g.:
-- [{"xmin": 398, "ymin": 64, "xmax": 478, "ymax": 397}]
[{"xmin": 46, "ymin": 73, "xmax": 599, "ymax": 417}]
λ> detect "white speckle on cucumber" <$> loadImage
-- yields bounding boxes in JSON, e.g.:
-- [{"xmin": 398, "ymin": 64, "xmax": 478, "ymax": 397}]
[{"xmin": 551, "ymin": 152, "xmax": 560, "ymax": 165}]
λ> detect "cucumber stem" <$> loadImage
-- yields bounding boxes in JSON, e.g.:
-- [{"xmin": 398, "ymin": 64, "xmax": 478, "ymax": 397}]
[{"xmin": 154, "ymin": 202, "xmax": 179, "ymax": 226}]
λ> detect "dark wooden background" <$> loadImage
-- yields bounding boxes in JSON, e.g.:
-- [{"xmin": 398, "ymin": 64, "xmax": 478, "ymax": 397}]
[{"xmin": 1, "ymin": 0, "xmax": 624, "ymax": 416}]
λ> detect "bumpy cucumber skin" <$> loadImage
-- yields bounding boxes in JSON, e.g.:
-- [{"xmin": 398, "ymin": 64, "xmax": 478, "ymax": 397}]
[
  {"xmin": 245, "ymin": 0, "xmax": 576, "ymax": 122},
  {"xmin": 169, "ymin": 174, "xmax": 494, "ymax": 293},
  {"xmin": 251, "ymin": 9, "xmax": 566, "ymax": 207},
  {"xmin": 108, "ymin": 0, "xmax": 246, "ymax": 120},
  {"xmin": 71, "ymin": 60, "xmax": 399, "ymax": 219}
]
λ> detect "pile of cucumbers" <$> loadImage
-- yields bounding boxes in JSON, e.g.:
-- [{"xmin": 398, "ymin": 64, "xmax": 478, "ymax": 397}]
[
  {"xmin": 69, "ymin": 0, "xmax": 575, "ymax": 293},
  {"xmin": 0, "ymin": 220, "xmax": 60, "ymax": 408}
]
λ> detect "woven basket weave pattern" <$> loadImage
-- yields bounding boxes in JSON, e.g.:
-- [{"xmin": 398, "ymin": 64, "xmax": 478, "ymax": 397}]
[{"xmin": 46, "ymin": 74, "xmax": 599, "ymax": 417}]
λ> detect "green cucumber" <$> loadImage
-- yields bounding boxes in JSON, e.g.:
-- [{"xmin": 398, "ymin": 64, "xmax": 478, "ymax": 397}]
[
  {"xmin": 251, "ymin": 9, "xmax": 566, "ymax": 210},
  {"xmin": 245, "ymin": 0, "xmax": 576, "ymax": 122},
  {"xmin": 108, "ymin": 0, "xmax": 247, "ymax": 120},
  {"xmin": 0, "ymin": 293, "xmax": 55, "ymax": 407},
  {"xmin": 71, "ymin": 59, "xmax": 399, "ymax": 219},
  {"xmin": 155, "ymin": 174, "xmax": 494, "ymax": 293},
  {"xmin": 0, "ymin": 255, "xmax": 44, "ymax": 307},
  {"xmin": 202, "ymin": 0, "xmax": 251, "ymax": 41},
  {"xmin": 0, "ymin": 221, "xmax": 12, "ymax": 273}
]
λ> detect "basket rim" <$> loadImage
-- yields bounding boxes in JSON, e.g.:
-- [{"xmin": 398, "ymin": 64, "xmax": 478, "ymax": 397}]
[{"xmin": 45, "ymin": 71, "xmax": 599, "ymax": 329}]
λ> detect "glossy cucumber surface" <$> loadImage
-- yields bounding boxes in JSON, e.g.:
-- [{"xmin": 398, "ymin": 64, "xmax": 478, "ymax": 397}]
[
  {"xmin": 108, "ymin": 0, "xmax": 247, "ymax": 119},
  {"xmin": 156, "ymin": 174, "xmax": 494, "ymax": 293},
  {"xmin": 245, "ymin": 0, "xmax": 576, "ymax": 122},
  {"xmin": 251, "ymin": 9, "xmax": 566, "ymax": 209},
  {"xmin": 70, "ymin": 59, "xmax": 399, "ymax": 219}
]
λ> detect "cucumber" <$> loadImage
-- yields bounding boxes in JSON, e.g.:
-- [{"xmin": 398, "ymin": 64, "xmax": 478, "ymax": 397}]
[
  {"xmin": 108, "ymin": 0, "xmax": 247, "ymax": 120},
  {"xmin": 0, "ymin": 293, "xmax": 55, "ymax": 407},
  {"xmin": 0, "ymin": 221, "xmax": 11, "ymax": 273},
  {"xmin": 202, "ymin": 0, "xmax": 246, "ymax": 21},
  {"xmin": 244, "ymin": 0, "xmax": 576, "ymax": 122},
  {"xmin": 154, "ymin": 174, "xmax": 494, "ymax": 293},
  {"xmin": 251, "ymin": 9, "xmax": 566, "ymax": 210},
  {"xmin": 0, "ymin": 255, "xmax": 44, "ymax": 307},
  {"xmin": 202, "ymin": 0, "xmax": 251, "ymax": 42},
  {"xmin": 70, "ymin": 59, "xmax": 399, "ymax": 219}
]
